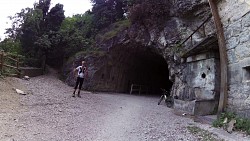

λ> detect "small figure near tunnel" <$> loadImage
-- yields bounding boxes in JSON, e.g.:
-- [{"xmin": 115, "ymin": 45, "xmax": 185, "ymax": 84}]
[{"xmin": 72, "ymin": 61, "xmax": 87, "ymax": 98}]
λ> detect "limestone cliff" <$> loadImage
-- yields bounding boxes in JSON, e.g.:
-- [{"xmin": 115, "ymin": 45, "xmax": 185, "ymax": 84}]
[
  {"xmin": 62, "ymin": 0, "xmax": 250, "ymax": 118},
  {"xmin": 64, "ymin": 0, "xmax": 216, "ymax": 94}
]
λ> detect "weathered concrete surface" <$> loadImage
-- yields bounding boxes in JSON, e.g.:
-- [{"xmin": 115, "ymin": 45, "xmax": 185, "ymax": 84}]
[
  {"xmin": 174, "ymin": 99, "xmax": 219, "ymax": 116},
  {"xmin": 174, "ymin": 46, "xmax": 220, "ymax": 116},
  {"xmin": 184, "ymin": 57, "xmax": 219, "ymax": 100},
  {"xmin": 174, "ymin": 99, "xmax": 196, "ymax": 114},
  {"xmin": 218, "ymin": 0, "xmax": 250, "ymax": 117}
]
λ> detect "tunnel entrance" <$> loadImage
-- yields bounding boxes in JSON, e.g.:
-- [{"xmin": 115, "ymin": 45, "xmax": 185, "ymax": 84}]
[{"xmin": 105, "ymin": 45, "xmax": 173, "ymax": 95}]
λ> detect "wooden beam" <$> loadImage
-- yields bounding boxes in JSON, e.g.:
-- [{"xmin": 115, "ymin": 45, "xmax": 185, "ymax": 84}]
[
  {"xmin": 3, "ymin": 64, "xmax": 18, "ymax": 69},
  {"xmin": 0, "ymin": 51, "xmax": 3, "ymax": 73},
  {"xmin": 208, "ymin": 0, "xmax": 228, "ymax": 115},
  {"xmin": 7, "ymin": 56, "xmax": 18, "ymax": 62},
  {"xmin": 2, "ymin": 73, "xmax": 19, "ymax": 77}
]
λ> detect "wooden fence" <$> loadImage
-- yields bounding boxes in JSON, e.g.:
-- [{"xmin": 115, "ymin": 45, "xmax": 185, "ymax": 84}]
[
  {"xmin": 0, "ymin": 51, "xmax": 22, "ymax": 77},
  {"xmin": 130, "ymin": 84, "xmax": 149, "ymax": 95}
]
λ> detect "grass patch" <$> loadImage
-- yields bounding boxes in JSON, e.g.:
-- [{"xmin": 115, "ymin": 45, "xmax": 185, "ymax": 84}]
[
  {"xmin": 77, "ymin": 49, "xmax": 105, "ymax": 58},
  {"xmin": 66, "ymin": 49, "xmax": 106, "ymax": 66},
  {"xmin": 0, "ymin": 74, "xmax": 4, "ymax": 79},
  {"xmin": 212, "ymin": 112, "xmax": 250, "ymax": 135},
  {"xmin": 187, "ymin": 126, "xmax": 223, "ymax": 141},
  {"xmin": 97, "ymin": 19, "xmax": 131, "ymax": 42}
]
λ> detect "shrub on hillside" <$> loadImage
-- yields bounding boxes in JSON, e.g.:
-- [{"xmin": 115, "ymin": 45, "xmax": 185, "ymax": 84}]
[{"xmin": 128, "ymin": 0, "xmax": 171, "ymax": 26}]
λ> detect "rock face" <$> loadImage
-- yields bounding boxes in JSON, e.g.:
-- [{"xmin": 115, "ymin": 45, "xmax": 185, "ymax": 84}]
[
  {"xmin": 64, "ymin": 0, "xmax": 215, "ymax": 93},
  {"xmin": 65, "ymin": 0, "xmax": 250, "ymax": 116},
  {"xmin": 63, "ymin": 52, "xmax": 106, "ymax": 90},
  {"xmin": 173, "ymin": 0, "xmax": 210, "ymax": 18}
]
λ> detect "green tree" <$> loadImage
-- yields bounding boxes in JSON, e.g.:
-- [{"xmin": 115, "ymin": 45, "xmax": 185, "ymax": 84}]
[
  {"xmin": 91, "ymin": 0, "xmax": 126, "ymax": 31},
  {"xmin": 45, "ymin": 4, "xmax": 65, "ymax": 32},
  {"xmin": 6, "ymin": 0, "xmax": 65, "ymax": 67},
  {"xmin": 44, "ymin": 3, "xmax": 65, "ymax": 67},
  {"xmin": 0, "ymin": 38, "xmax": 21, "ymax": 54},
  {"xmin": 59, "ymin": 12, "xmax": 94, "ymax": 61}
]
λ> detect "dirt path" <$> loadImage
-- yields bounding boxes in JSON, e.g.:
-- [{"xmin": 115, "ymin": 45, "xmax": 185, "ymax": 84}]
[{"xmin": 0, "ymin": 72, "xmax": 250, "ymax": 141}]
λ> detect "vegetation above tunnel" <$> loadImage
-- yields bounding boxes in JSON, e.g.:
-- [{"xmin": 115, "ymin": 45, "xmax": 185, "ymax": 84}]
[{"xmin": 0, "ymin": 0, "xmax": 175, "ymax": 69}]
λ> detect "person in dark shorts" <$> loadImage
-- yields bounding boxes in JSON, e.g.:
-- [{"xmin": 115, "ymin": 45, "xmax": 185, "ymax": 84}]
[{"xmin": 72, "ymin": 61, "xmax": 87, "ymax": 98}]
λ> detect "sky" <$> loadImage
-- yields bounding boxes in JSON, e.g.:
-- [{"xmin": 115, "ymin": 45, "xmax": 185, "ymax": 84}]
[{"xmin": 0, "ymin": 0, "xmax": 93, "ymax": 40}]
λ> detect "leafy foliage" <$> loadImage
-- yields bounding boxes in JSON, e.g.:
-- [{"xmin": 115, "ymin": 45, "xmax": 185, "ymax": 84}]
[
  {"xmin": 96, "ymin": 19, "xmax": 131, "ymax": 41},
  {"xmin": 187, "ymin": 126, "xmax": 221, "ymax": 141},
  {"xmin": 91, "ymin": 0, "xmax": 126, "ymax": 31},
  {"xmin": 59, "ymin": 12, "xmax": 94, "ymax": 61},
  {"xmin": 0, "ymin": 38, "xmax": 21, "ymax": 54},
  {"xmin": 45, "ymin": 4, "xmax": 65, "ymax": 32},
  {"xmin": 213, "ymin": 112, "xmax": 250, "ymax": 135},
  {"xmin": 128, "ymin": 0, "xmax": 171, "ymax": 26},
  {"xmin": 2, "ymin": 0, "xmax": 172, "ymax": 69},
  {"xmin": 235, "ymin": 117, "xmax": 250, "ymax": 134},
  {"xmin": 5, "ymin": 0, "xmax": 65, "ymax": 67}
]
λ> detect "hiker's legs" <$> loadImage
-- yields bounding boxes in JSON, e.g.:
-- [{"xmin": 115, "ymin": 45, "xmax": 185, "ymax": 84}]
[
  {"xmin": 77, "ymin": 78, "xmax": 84, "ymax": 97},
  {"xmin": 73, "ymin": 77, "xmax": 80, "ymax": 97}
]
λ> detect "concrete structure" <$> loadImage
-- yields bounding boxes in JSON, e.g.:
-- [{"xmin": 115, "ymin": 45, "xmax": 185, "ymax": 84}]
[
  {"xmin": 173, "ymin": 1, "xmax": 250, "ymax": 117},
  {"xmin": 174, "ymin": 35, "xmax": 220, "ymax": 115}
]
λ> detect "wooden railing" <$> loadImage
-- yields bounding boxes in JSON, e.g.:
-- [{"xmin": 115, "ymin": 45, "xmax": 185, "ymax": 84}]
[
  {"xmin": 180, "ymin": 15, "xmax": 213, "ymax": 47},
  {"xmin": 0, "ymin": 51, "xmax": 22, "ymax": 77},
  {"xmin": 130, "ymin": 84, "xmax": 148, "ymax": 95}
]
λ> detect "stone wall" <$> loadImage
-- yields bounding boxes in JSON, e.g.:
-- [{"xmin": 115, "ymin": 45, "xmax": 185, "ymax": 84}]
[{"xmin": 218, "ymin": 0, "xmax": 250, "ymax": 117}]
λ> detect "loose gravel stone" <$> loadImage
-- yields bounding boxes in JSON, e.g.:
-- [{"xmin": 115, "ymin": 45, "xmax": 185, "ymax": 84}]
[{"xmin": 0, "ymin": 71, "xmax": 250, "ymax": 141}]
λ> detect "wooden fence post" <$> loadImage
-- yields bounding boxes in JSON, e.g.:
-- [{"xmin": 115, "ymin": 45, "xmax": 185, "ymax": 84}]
[
  {"xmin": 0, "ymin": 51, "xmax": 3, "ymax": 73},
  {"xmin": 17, "ymin": 57, "xmax": 20, "ymax": 77},
  {"xmin": 208, "ymin": 0, "xmax": 228, "ymax": 115}
]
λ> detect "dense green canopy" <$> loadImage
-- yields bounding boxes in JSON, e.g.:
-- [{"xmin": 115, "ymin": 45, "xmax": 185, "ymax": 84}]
[{"xmin": 0, "ymin": 0, "xmax": 167, "ymax": 68}]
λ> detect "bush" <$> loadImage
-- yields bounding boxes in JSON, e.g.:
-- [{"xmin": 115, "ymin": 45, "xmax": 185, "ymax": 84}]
[
  {"xmin": 235, "ymin": 117, "xmax": 250, "ymax": 134},
  {"xmin": 97, "ymin": 19, "xmax": 131, "ymax": 41},
  {"xmin": 0, "ymin": 39, "xmax": 22, "ymax": 55},
  {"xmin": 128, "ymin": 0, "xmax": 171, "ymax": 26},
  {"xmin": 212, "ymin": 112, "xmax": 250, "ymax": 135}
]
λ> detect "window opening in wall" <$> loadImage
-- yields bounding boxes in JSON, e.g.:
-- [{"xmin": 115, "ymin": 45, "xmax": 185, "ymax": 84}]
[
  {"xmin": 243, "ymin": 66, "xmax": 250, "ymax": 82},
  {"xmin": 201, "ymin": 73, "xmax": 206, "ymax": 79}
]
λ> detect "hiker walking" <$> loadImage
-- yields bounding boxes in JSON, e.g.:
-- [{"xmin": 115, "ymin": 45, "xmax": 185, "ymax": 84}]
[{"xmin": 72, "ymin": 61, "xmax": 87, "ymax": 98}]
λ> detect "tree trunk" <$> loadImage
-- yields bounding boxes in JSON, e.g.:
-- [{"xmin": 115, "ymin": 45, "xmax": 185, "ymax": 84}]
[{"xmin": 208, "ymin": 0, "xmax": 228, "ymax": 115}]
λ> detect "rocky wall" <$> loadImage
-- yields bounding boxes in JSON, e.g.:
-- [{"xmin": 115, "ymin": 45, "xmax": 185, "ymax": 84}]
[
  {"xmin": 63, "ymin": 0, "xmax": 216, "ymax": 96},
  {"xmin": 218, "ymin": 0, "xmax": 250, "ymax": 117}
]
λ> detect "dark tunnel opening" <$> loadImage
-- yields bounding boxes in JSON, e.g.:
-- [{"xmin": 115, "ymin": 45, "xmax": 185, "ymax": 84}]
[{"xmin": 104, "ymin": 45, "xmax": 173, "ymax": 95}]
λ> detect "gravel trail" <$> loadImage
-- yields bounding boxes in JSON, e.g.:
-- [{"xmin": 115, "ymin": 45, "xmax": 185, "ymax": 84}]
[{"xmin": 1, "ymin": 72, "xmax": 250, "ymax": 141}]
